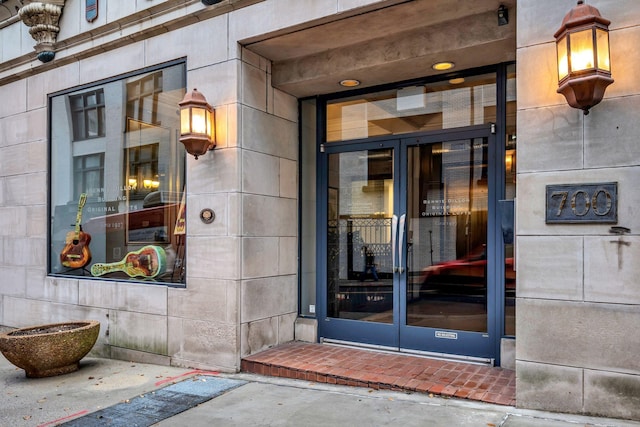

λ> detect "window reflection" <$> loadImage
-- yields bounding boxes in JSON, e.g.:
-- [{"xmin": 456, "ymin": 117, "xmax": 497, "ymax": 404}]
[
  {"xmin": 50, "ymin": 63, "xmax": 186, "ymax": 285},
  {"xmin": 327, "ymin": 149, "xmax": 395, "ymax": 323},
  {"xmin": 407, "ymin": 140, "xmax": 489, "ymax": 333},
  {"xmin": 70, "ymin": 89, "xmax": 105, "ymax": 140},
  {"xmin": 326, "ymin": 73, "xmax": 497, "ymax": 142},
  {"xmin": 504, "ymin": 65, "xmax": 517, "ymax": 336}
]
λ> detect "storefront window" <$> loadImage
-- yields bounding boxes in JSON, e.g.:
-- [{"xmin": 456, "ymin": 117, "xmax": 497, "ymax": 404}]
[
  {"xmin": 49, "ymin": 62, "xmax": 186, "ymax": 285},
  {"xmin": 326, "ymin": 73, "xmax": 497, "ymax": 142},
  {"xmin": 504, "ymin": 63, "xmax": 517, "ymax": 336}
]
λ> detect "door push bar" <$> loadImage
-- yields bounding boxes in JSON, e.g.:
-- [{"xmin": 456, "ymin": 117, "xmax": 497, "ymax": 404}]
[
  {"xmin": 398, "ymin": 214, "xmax": 406, "ymax": 274},
  {"xmin": 391, "ymin": 214, "xmax": 406, "ymax": 274},
  {"xmin": 392, "ymin": 215, "xmax": 398, "ymax": 273}
]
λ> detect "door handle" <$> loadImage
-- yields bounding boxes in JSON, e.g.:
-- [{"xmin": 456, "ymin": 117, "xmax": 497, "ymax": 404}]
[
  {"xmin": 398, "ymin": 214, "xmax": 406, "ymax": 274},
  {"xmin": 391, "ymin": 215, "xmax": 398, "ymax": 273}
]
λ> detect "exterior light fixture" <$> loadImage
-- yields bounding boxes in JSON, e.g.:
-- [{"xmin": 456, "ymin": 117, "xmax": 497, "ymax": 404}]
[
  {"xmin": 432, "ymin": 62, "xmax": 454, "ymax": 71},
  {"xmin": 202, "ymin": 0, "xmax": 224, "ymax": 5},
  {"xmin": 143, "ymin": 179, "xmax": 160, "ymax": 190},
  {"xmin": 554, "ymin": 0, "xmax": 613, "ymax": 115},
  {"xmin": 340, "ymin": 79, "xmax": 361, "ymax": 87},
  {"xmin": 179, "ymin": 88, "xmax": 216, "ymax": 159},
  {"xmin": 498, "ymin": 5, "xmax": 509, "ymax": 26}
]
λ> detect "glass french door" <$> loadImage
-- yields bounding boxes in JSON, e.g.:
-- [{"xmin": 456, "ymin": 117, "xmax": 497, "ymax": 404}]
[
  {"xmin": 323, "ymin": 140, "xmax": 400, "ymax": 347},
  {"xmin": 399, "ymin": 127, "xmax": 496, "ymax": 359},
  {"xmin": 320, "ymin": 125, "xmax": 500, "ymax": 361}
]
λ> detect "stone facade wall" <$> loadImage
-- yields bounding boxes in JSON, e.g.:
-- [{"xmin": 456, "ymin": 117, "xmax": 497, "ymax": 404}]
[
  {"xmin": 0, "ymin": 0, "xmax": 342, "ymax": 372},
  {"xmin": 0, "ymin": 0, "xmax": 389, "ymax": 372},
  {"xmin": 516, "ymin": 0, "xmax": 640, "ymax": 419},
  {"xmin": 2, "ymin": 0, "xmax": 638, "ymax": 420}
]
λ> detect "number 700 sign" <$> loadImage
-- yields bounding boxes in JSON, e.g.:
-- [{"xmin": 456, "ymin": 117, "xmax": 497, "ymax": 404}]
[{"xmin": 545, "ymin": 183, "xmax": 617, "ymax": 223}]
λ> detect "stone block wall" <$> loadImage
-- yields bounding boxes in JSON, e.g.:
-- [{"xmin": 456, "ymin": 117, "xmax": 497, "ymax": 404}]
[
  {"xmin": 516, "ymin": 0, "xmax": 640, "ymax": 420},
  {"xmin": 0, "ymin": 0, "xmax": 388, "ymax": 373},
  {"xmin": 0, "ymin": 0, "xmax": 288, "ymax": 373},
  {"xmin": 237, "ymin": 48, "xmax": 299, "ymax": 357}
]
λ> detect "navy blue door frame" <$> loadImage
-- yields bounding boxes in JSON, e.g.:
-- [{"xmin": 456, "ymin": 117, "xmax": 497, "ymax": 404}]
[
  {"xmin": 316, "ymin": 124, "xmax": 506, "ymax": 363},
  {"xmin": 310, "ymin": 64, "xmax": 513, "ymax": 365}
]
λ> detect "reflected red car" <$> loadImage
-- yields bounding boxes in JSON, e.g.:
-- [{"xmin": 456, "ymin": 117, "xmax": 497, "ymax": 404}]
[{"xmin": 419, "ymin": 249, "xmax": 515, "ymax": 297}]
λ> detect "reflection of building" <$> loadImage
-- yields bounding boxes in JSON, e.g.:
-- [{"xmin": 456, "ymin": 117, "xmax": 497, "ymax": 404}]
[
  {"xmin": 1, "ymin": 1, "xmax": 639, "ymax": 421},
  {"xmin": 49, "ymin": 62, "xmax": 185, "ymax": 283}
]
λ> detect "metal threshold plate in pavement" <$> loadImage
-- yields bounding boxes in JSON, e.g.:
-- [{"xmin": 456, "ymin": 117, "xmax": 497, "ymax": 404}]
[{"xmin": 60, "ymin": 375, "xmax": 246, "ymax": 426}]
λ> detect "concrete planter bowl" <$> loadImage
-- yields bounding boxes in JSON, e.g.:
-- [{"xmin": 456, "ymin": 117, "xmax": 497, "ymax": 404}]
[{"xmin": 0, "ymin": 320, "xmax": 100, "ymax": 378}]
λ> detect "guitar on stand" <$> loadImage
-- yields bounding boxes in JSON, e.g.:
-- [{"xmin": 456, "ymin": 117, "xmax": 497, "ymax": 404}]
[
  {"xmin": 172, "ymin": 189, "xmax": 186, "ymax": 282},
  {"xmin": 60, "ymin": 193, "xmax": 92, "ymax": 269}
]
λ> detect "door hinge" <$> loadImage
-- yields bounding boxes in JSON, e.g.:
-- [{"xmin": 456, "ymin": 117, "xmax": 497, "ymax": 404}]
[
  {"xmin": 320, "ymin": 143, "xmax": 325, "ymax": 153},
  {"xmin": 490, "ymin": 123, "xmax": 496, "ymax": 134}
]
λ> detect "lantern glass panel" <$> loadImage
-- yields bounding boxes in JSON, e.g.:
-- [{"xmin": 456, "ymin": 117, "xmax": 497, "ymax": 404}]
[
  {"xmin": 191, "ymin": 107, "xmax": 207, "ymax": 134},
  {"xmin": 206, "ymin": 110, "xmax": 214, "ymax": 140},
  {"xmin": 180, "ymin": 108, "xmax": 190, "ymax": 134},
  {"xmin": 557, "ymin": 34, "xmax": 569, "ymax": 80},
  {"xmin": 570, "ymin": 29, "xmax": 595, "ymax": 72},
  {"xmin": 596, "ymin": 28, "xmax": 610, "ymax": 71}
]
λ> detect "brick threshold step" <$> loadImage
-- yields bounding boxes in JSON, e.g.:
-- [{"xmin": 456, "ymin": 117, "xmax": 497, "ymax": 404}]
[{"xmin": 241, "ymin": 342, "xmax": 516, "ymax": 407}]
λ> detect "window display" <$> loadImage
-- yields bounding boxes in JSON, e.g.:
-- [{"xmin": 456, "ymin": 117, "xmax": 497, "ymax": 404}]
[{"xmin": 49, "ymin": 62, "xmax": 186, "ymax": 285}]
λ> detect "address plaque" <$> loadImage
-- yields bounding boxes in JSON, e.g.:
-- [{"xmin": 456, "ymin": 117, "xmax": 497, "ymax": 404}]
[{"xmin": 545, "ymin": 182, "xmax": 617, "ymax": 224}]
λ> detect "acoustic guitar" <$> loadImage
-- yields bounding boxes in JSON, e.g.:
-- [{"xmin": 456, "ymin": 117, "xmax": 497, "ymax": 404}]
[
  {"xmin": 60, "ymin": 193, "xmax": 92, "ymax": 269},
  {"xmin": 90, "ymin": 245, "xmax": 167, "ymax": 279}
]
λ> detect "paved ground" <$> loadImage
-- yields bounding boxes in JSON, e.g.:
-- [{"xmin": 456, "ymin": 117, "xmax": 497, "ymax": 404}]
[
  {"xmin": 0, "ymin": 355, "xmax": 198, "ymax": 426},
  {"xmin": 1, "ymin": 352, "xmax": 640, "ymax": 427},
  {"xmin": 155, "ymin": 374, "xmax": 640, "ymax": 427},
  {"xmin": 1, "ymin": 325, "xmax": 638, "ymax": 427}
]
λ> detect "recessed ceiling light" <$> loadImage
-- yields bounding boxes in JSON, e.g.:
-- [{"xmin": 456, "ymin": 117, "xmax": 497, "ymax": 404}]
[
  {"xmin": 449, "ymin": 77, "xmax": 465, "ymax": 84},
  {"xmin": 340, "ymin": 79, "xmax": 361, "ymax": 87},
  {"xmin": 432, "ymin": 61, "xmax": 455, "ymax": 71}
]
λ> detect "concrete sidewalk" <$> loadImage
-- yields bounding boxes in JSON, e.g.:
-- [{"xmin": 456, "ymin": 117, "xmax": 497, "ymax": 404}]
[
  {"xmin": 0, "ymin": 354, "xmax": 198, "ymax": 426},
  {"xmin": 158, "ymin": 374, "xmax": 640, "ymax": 427},
  {"xmin": 1, "ymin": 353, "xmax": 640, "ymax": 427}
]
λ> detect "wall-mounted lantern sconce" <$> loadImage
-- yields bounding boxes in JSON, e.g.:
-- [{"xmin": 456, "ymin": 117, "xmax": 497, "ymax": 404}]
[
  {"xmin": 497, "ymin": 5, "xmax": 509, "ymax": 26},
  {"xmin": 179, "ymin": 88, "xmax": 216, "ymax": 160},
  {"xmin": 555, "ymin": 0, "xmax": 613, "ymax": 115}
]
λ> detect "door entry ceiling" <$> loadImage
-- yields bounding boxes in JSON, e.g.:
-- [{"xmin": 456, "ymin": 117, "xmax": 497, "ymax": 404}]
[{"xmin": 242, "ymin": 0, "xmax": 516, "ymax": 97}]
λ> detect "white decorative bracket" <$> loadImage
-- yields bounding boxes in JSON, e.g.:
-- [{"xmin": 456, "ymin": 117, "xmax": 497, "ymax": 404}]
[{"xmin": 18, "ymin": 0, "xmax": 66, "ymax": 63}]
